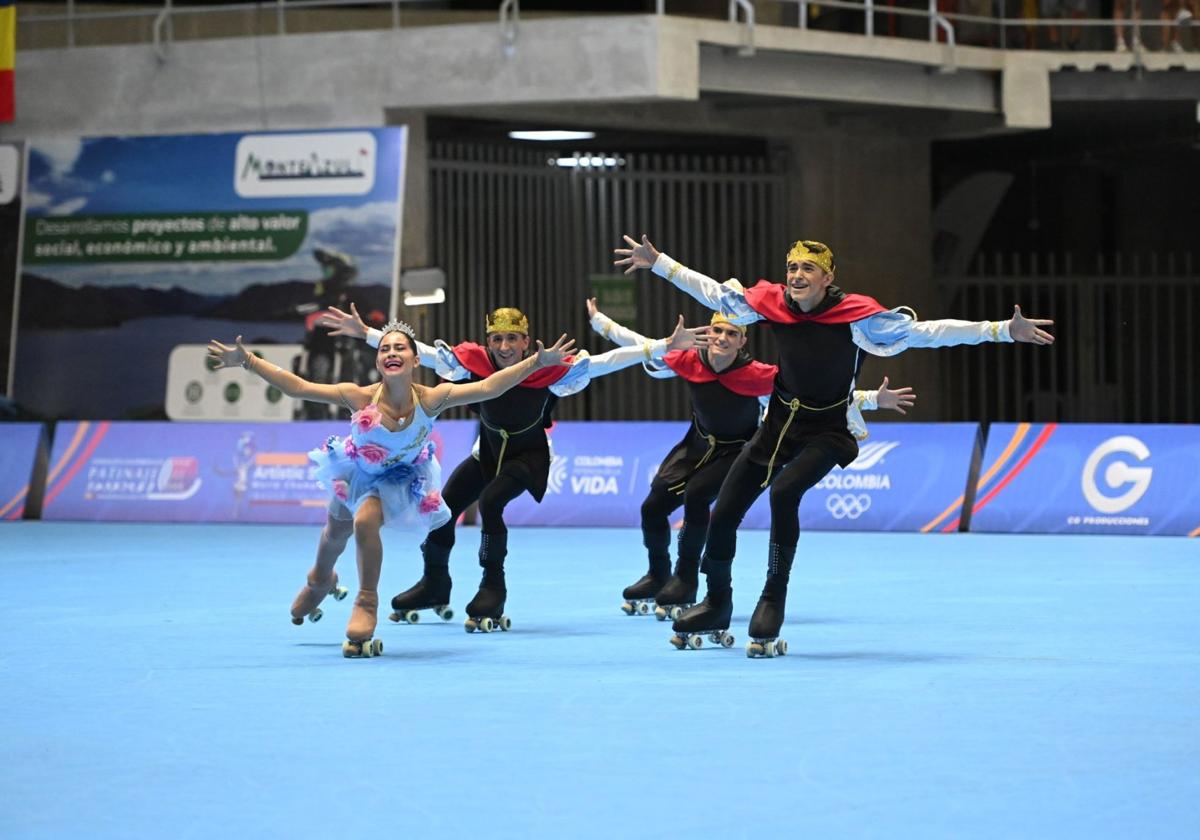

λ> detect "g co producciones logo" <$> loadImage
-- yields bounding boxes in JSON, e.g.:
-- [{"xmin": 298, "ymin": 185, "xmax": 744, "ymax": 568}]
[
  {"xmin": 825, "ymin": 493, "xmax": 871, "ymax": 520},
  {"xmin": 1081, "ymin": 436, "xmax": 1152, "ymax": 514}
]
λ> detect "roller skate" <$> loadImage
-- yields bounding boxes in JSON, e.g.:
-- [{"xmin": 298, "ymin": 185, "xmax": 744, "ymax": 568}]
[
  {"xmin": 290, "ymin": 568, "xmax": 348, "ymax": 625},
  {"xmin": 745, "ymin": 589, "xmax": 788, "ymax": 658},
  {"xmin": 746, "ymin": 543, "xmax": 794, "ymax": 659},
  {"xmin": 620, "ymin": 558, "xmax": 669, "ymax": 616},
  {"xmin": 464, "ymin": 533, "xmax": 511, "ymax": 634},
  {"xmin": 653, "ymin": 556, "xmax": 698, "ymax": 622},
  {"xmin": 388, "ymin": 541, "xmax": 454, "ymax": 624},
  {"xmin": 668, "ymin": 586, "xmax": 734, "ymax": 651},
  {"xmin": 342, "ymin": 590, "xmax": 383, "ymax": 658}
]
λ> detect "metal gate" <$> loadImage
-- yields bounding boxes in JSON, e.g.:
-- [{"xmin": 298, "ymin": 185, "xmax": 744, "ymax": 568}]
[
  {"xmin": 941, "ymin": 253, "xmax": 1199, "ymax": 424},
  {"xmin": 427, "ymin": 142, "xmax": 789, "ymax": 421}
]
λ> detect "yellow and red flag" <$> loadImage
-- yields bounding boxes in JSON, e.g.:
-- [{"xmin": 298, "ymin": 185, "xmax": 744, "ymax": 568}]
[{"xmin": 0, "ymin": 0, "xmax": 14, "ymax": 122}]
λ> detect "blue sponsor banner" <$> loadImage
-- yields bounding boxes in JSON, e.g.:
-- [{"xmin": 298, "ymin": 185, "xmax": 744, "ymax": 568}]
[
  {"xmin": 792, "ymin": 422, "xmax": 979, "ymax": 532},
  {"xmin": 502, "ymin": 421, "xmax": 978, "ymax": 532},
  {"xmin": 969, "ymin": 423, "xmax": 1200, "ymax": 536},
  {"xmin": 41, "ymin": 420, "xmax": 476, "ymax": 524},
  {"xmin": 0, "ymin": 423, "xmax": 45, "ymax": 521}
]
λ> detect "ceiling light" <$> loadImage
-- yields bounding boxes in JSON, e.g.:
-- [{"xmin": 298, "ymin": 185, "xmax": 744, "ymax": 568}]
[{"xmin": 509, "ymin": 130, "xmax": 597, "ymax": 142}]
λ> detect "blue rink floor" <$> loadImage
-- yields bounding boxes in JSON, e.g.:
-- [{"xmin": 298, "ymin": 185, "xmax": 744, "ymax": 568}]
[{"xmin": 1, "ymin": 523, "xmax": 1197, "ymax": 839}]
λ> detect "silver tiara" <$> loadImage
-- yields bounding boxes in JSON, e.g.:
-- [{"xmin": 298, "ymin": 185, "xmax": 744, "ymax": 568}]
[{"xmin": 380, "ymin": 319, "xmax": 416, "ymax": 340}]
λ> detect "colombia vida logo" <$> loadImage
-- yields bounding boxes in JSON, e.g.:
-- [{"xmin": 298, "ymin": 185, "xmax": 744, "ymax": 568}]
[
  {"xmin": 1080, "ymin": 436, "xmax": 1152, "ymax": 514},
  {"xmin": 235, "ymin": 132, "xmax": 376, "ymax": 197}
]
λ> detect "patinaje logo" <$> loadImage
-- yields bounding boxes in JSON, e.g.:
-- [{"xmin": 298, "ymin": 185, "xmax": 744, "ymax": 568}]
[
  {"xmin": 1081, "ymin": 436, "xmax": 1152, "ymax": 514},
  {"xmin": 235, "ymin": 132, "xmax": 376, "ymax": 197}
]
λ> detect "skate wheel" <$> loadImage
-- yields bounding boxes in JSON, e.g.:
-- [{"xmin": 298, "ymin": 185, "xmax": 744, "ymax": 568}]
[
  {"xmin": 499, "ymin": 616, "xmax": 512, "ymax": 631},
  {"xmin": 403, "ymin": 610, "xmax": 420, "ymax": 624},
  {"xmin": 636, "ymin": 601, "xmax": 650, "ymax": 616},
  {"xmin": 687, "ymin": 635, "xmax": 703, "ymax": 650},
  {"xmin": 436, "ymin": 606, "xmax": 454, "ymax": 621},
  {"xmin": 291, "ymin": 616, "xmax": 304, "ymax": 626},
  {"xmin": 332, "ymin": 586, "xmax": 349, "ymax": 601},
  {"xmin": 620, "ymin": 602, "xmax": 635, "ymax": 616},
  {"xmin": 654, "ymin": 606, "xmax": 668, "ymax": 621},
  {"xmin": 464, "ymin": 619, "xmax": 477, "ymax": 633},
  {"xmin": 720, "ymin": 633, "xmax": 734, "ymax": 649},
  {"xmin": 669, "ymin": 606, "xmax": 683, "ymax": 621},
  {"xmin": 371, "ymin": 639, "xmax": 384, "ymax": 656},
  {"xmin": 309, "ymin": 608, "xmax": 323, "ymax": 624},
  {"xmin": 388, "ymin": 611, "xmax": 402, "ymax": 623},
  {"xmin": 777, "ymin": 639, "xmax": 788, "ymax": 656},
  {"xmin": 746, "ymin": 642, "xmax": 763, "ymax": 658},
  {"xmin": 341, "ymin": 640, "xmax": 357, "ymax": 657},
  {"xmin": 479, "ymin": 617, "xmax": 494, "ymax": 633},
  {"xmin": 669, "ymin": 634, "xmax": 686, "ymax": 650},
  {"xmin": 764, "ymin": 640, "xmax": 776, "ymax": 658}
]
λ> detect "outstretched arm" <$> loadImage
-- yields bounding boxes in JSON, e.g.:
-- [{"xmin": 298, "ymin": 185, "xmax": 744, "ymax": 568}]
[
  {"xmin": 578, "ymin": 315, "xmax": 711, "ymax": 382},
  {"xmin": 852, "ymin": 305, "xmax": 1055, "ymax": 356},
  {"xmin": 207, "ymin": 336, "xmax": 361, "ymax": 409},
  {"xmin": 613, "ymin": 234, "xmax": 761, "ymax": 325},
  {"xmin": 425, "ymin": 335, "xmax": 576, "ymax": 413},
  {"xmin": 854, "ymin": 376, "xmax": 916, "ymax": 414},
  {"xmin": 587, "ymin": 298, "xmax": 651, "ymax": 347},
  {"xmin": 318, "ymin": 303, "xmax": 443, "ymax": 367}
]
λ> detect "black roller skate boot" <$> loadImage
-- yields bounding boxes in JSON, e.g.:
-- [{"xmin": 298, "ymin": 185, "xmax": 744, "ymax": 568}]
[
  {"xmin": 652, "ymin": 554, "xmax": 699, "ymax": 622},
  {"xmin": 669, "ymin": 557, "xmax": 734, "ymax": 650},
  {"xmin": 388, "ymin": 540, "xmax": 454, "ymax": 624},
  {"xmin": 621, "ymin": 553, "xmax": 670, "ymax": 617},
  {"xmin": 464, "ymin": 532, "xmax": 511, "ymax": 634},
  {"xmin": 746, "ymin": 542, "xmax": 796, "ymax": 659}
]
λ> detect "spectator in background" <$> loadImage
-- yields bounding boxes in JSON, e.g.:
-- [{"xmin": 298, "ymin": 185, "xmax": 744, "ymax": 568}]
[
  {"xmin": 1160, "ymin": 0, "xmax": 1194, "ymax": 51},
  {"xmin": 1113, "ymin": 0, "xmax": 1143, "ymax": 51},
  {"xmin": 1041, "ymin": 0, "xmax": 1086, "ymax": 48}
]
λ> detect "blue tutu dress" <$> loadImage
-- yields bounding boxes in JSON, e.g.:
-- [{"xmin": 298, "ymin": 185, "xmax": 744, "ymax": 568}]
[{"xmin": 309, "ymin": 386, "xmax": 452, "ymax": 534}]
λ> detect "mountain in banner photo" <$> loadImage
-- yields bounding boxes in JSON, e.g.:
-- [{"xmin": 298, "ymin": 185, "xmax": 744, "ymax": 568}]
[{"xmin": 18, "ymin": 272, "xmax": 391, "ymax": 329}]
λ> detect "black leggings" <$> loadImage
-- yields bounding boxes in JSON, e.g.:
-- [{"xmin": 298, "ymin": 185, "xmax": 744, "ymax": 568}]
[
  {"xmin": 640, "ymin": 455, "xmax": 739, "ymax": 565},
  {"xmin": 700, "ymin": 444, "xmax": 840, "ymax": 586},
  {"xmin": 425, "ymin": 456, "xmax": 528, "ymax": 550}
]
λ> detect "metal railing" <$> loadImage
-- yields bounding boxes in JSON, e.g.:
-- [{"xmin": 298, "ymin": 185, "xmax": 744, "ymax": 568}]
[{"xmin": 18, "ymin": 0, "xmax": 1197, "ymax": 56}]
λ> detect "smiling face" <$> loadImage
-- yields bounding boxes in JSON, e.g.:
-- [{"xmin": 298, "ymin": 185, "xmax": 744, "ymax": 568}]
[
  {"xmin": 487, "ymin": 331, "xmax": 531, "ymax": 369},
  {"xmin": 707, "ymin": 321, "xmax": 747, "ymax": 364},
  {"xmin": 784, "ymin": 259, "xmax": 834, "ymax": 312},
  {"xmin": 376, "ymin": 331, "xmax": 417, "ymax": 378}
]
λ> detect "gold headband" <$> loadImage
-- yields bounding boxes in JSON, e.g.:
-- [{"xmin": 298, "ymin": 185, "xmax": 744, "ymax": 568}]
[
  {"xmin": 485, "ymin": 308, "xmax": 530, "ymax": 336},
  {"xmin": 710, "ymin": 312, "xmax": 745, "ymax": 334},
  {"xmin": 786, "ymin": 240, "xmax": 835, "ymax": 274}
]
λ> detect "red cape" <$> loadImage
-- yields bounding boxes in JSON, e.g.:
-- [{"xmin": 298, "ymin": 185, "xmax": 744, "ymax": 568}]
[
  {"xmin": 663, "ymin": 350, "xmax": 776, "ymax": 397},
  {"xmin": 453, "ymin": 342, "xmax": 573, "ymax": 388},
  {"xmin": 744, "ymin": 281, "xmax": 887, "ymax": 324}
]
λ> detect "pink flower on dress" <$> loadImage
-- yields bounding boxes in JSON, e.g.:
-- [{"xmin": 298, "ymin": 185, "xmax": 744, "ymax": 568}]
[
  {"xmin": 413, "ymin": 442, "xmax": 433, "ymax": 465},
  {"xmin": 351, "ymin": 403, "xmax": 383, "ymax": 434},
  {"xmin": 357, "ymin": 443, "xmax": 390, "ymax": 465},
  {"xmin": 332, "ymin": 479, "xmax": 349, "ymax": 502},
  {"xmin": 419, "ymin": 490, "xmax": 442, "ymax": 515},
  {"xmin": 342, "ymin": 438, "xmax": 358, "ymax": 459}
]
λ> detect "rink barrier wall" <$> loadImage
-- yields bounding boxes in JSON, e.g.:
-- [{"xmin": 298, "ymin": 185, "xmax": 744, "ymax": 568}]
[{"xmin": 19, "ymin": 421, "xmax": 1200, "ymax": 536}]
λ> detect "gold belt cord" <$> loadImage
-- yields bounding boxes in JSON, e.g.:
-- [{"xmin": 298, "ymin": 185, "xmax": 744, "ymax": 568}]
[
  {"xmin": 480, "ymin": 415, "xmax": 543, "ymax": 476},
  {"xmin": 760, "ymin": 393, "xmax": 849, "ymax": 488}
]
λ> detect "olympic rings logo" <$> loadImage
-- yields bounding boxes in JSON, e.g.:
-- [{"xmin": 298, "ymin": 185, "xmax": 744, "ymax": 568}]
[{"xmin": 825, "ymin": 493, "xmax": 872, "ymax": 519}]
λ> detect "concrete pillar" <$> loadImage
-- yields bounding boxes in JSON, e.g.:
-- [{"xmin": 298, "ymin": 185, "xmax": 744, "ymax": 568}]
[{"xmin": 776, "ymin": 121, "xmax": 952, "ymax": 418}]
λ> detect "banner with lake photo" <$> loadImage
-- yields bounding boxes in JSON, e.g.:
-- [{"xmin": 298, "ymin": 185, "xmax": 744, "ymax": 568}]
[{"xmin": 14, "ymin": 128, "xmax": 407, "ymax": 420}]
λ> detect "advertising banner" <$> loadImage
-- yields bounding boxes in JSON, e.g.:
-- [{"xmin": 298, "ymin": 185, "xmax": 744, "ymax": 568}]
[
  {"xmin": 501, "ymin": 421, "xmax": 978, "ymax": 532},
  {"xmin": 41, "ymin": 419, "xmax": 476, "ymax": 524},
  {"xmin": 968, "ymin": 423, "xmax": 1200, "ymax": 536},
  {"xmin": 0, "ymin": 422, "xmax": 45, "ymax": 521},
  {"xmin": 15, "ymin": 128, "xmax": 406, "ymax": 420}
]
